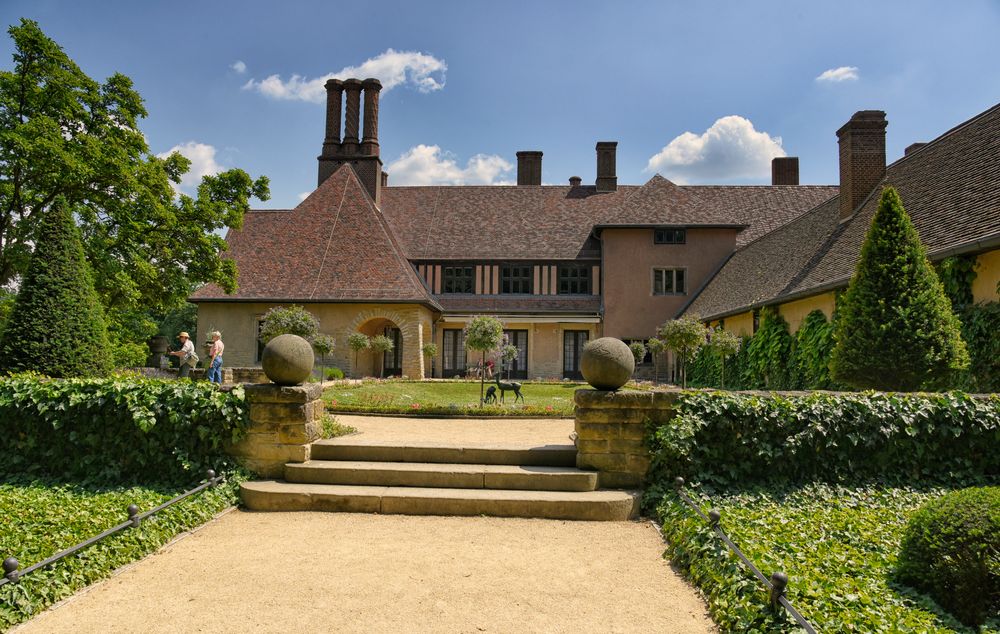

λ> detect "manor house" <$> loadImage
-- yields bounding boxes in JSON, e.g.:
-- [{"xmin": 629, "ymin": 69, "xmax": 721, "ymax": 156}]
[{"xmin": 191, "ymin": 78, "xmax": 1000, "ymax": 379}]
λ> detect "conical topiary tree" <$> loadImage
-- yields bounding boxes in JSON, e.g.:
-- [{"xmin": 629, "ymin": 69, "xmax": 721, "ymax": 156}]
[
  {"xmin": 830, "ymin": 187, "xmax": 969, "ymax": 391},
  {"xmin": 0, "ymin": 199, "xmax": 112, "ymax": 377}
]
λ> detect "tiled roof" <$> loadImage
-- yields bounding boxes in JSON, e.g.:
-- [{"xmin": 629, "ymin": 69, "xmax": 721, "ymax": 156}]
[
  {"xmin": 191, "ymin": 165, "xmax": 440, "ymax": 308},
  {"xmin": 688, "ymin": 101, "xmax": 1000, "ymax": 320},
  {"xmin": 435, "ymin": 295, "xmax": 601, "ymax": 314}
]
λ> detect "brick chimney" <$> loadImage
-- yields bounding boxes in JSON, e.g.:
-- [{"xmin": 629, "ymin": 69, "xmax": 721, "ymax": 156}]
[
  {"xmin": 568, "ymin": 176, "xmax": 582, "ymax": 187},
  {"xmin": 595, "ymin": 141, "xmax": 617, "ymax": 192},
  {"xmin": 318, "ymin": 77, "xmax": 384, "ymax": 204},
  {"xmin": 516, "ymin": 151, "xmax": 543, "ymax": 186},
  {"xmin": 837, "ymin": 110, "xmax": 887, "ymax": 220},
  {"xmin": 771, "ymin": 157, "xmax": 799, "ymax": 185},
  {"xmin": 904, "ymin": 142, "xmax": 927, "ymax": 156}
]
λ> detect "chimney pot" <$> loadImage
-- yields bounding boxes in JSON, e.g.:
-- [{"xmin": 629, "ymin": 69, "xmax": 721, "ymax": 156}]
[
  {"xmin": 904, "ymin": 142, "xmax": 927, "ymax": 156},
  {"xmin": 771, "ymin": 157, "xmax": 799, "ymax": 185},
  {"xmin": 595, "ymin": 141, "xmax": 617, "ymax": 192},
  {"xmin": 516, "ymin": 151, "xmax": 543, "ymax": 186},
  {"xmin": 569, "ymin": 176, "xmax": 582, "ymax": 187},
  {"xmin": 837, "ymin": 110, "xmax": 887, "ymax": 220}
]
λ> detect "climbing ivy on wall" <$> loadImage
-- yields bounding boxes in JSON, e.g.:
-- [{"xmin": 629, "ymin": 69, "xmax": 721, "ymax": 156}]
[
  {"xmin": 937, "ymin": 255, "xmax": 978, "ymax": 310},
  {"xmin": 794, "ymin": 310, "xmax": 841, "ymax": 390},
  {"xmin": 743, "ymin": 308, "xmax": 795, "ymax": 389}
]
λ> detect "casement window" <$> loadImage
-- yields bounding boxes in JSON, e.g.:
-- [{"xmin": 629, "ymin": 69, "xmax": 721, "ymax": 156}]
[
  {"xmin": 502, "ymin": 330, "xmax": 529, "ymax": 379},
  {"xmin": 654, "ymin": 228, "xmax": 686, "ymax": 244},
  {"xmin": 501, "ymin": 264, "xmax": 533, "ymax": 294},
  {"xmin": 442, "ymin": 329, "xmax": 467, "ymax": 374},
  {"xmin": 441, "ymin": 266, "xmax": 475, "ymax": 294},
  {"xmin": 563, "ymin": 330, "xmax": 589, "ymax": 379},
  {"xmin": 558, "ymin": 264, "xmax": 591, "ymax": 295},
  {"xmin": 652, "ymin": 268, "xmax": 686, "ymax": 295}
]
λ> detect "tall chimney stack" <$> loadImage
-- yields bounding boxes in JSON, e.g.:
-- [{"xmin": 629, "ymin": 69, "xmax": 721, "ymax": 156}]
[
  {"xmin": 321, "ymin": 79, "xmax": 343, "ymax": 157},
  {"xmin": 516, "ymin": 151, "xmax": 543, "ymax": 186},
  {"xmin": 361, "ymin": 78, "xmax": 382, "ymax": 156},
  {"xmin": 771, "ymin": 157, "xmax": 799, "ymax": 185},
  {"xmin": 837, "ymin": 110, "xmax": 887, "ymax": 220},
  {"xmin": 595, "ymin": 141, "xmax": 617, "ymax": 192},
  {"xmin": 317, "ymin": 78, "xmax": 385, "ymax": 204},
  {"xmin": 341, "ymin": 79, "xmax": 363, "ymax": 155}
]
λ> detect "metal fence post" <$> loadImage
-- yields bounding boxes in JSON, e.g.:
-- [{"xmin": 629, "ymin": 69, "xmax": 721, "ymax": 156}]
[{"xmin": 3, "ymin": 557, "xmax": 19, "ymax": 583}]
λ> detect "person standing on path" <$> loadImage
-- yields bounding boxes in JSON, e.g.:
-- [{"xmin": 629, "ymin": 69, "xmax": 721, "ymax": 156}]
[
  {"xmin": 167, "ymin": 331, "xmax": 197, "ymax": 378},
  {"xmin": 207, "ymin": 331, "xmax": 225, "ymax": 384}
]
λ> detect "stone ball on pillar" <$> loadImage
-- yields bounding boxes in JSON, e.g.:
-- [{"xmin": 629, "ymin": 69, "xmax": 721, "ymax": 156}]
[
  {"xmin": 261, "ymin": 334, "xmax": 315, "ymax": 386},
  {"xmin": 581, "ymin": 337, "xmax": 634, "ymax": 391}
]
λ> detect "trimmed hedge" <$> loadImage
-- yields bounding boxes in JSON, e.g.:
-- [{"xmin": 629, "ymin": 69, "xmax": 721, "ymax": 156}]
[
  {"xmin": 646, "ymin": 390, "xmax": 1000, "ymax": 492},
  {"xmin": 0, "ymin": 374, "xmax": 250, "ymax": 484},
  {"xmin": 895, "ymin": 487, "xmax": 1000, "ymax": 627}
]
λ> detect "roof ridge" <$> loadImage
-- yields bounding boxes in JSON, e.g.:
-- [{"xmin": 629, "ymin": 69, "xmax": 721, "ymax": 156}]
[{"xmin": 887, "ymin": 100, "xmax": 1000, "ymax": 168}]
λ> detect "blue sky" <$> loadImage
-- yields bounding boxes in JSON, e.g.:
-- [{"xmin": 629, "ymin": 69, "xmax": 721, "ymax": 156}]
[{"xmin": 2, "ymin": 1, "xmax": 999, "ymax": 208}]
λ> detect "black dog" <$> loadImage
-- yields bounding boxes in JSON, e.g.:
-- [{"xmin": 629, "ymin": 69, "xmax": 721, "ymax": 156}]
[{"xmin": 484, "ymin": 385, "xmax": 498, "ymax": 404}]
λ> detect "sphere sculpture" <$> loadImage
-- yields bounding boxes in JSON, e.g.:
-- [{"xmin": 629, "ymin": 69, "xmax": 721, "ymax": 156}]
[
  {"xmin": 261, "ymin": 334, "xmax": 315, "ymax": 386},
  {"xmin": 581, "ymin": 337, "xmax": 634, "ymax": 391}
]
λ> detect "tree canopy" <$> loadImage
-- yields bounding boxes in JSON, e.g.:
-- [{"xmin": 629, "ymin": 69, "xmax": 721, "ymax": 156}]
[{"xmin": 0, "ymin": 20, "xmax": 269, "ymax": 355}]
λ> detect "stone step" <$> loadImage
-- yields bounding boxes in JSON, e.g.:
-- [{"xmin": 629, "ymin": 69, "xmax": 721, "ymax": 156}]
[
  {"xmin": 241, "ymin": 481, "xmax": 639, "ymax": 521},
  {"xmin": 285, "ymin": 460, "xmax": 598, "ymax": 492},
  {"xmin": 310, "ymin": 439, "xmax": 577, "ymax": 467}
]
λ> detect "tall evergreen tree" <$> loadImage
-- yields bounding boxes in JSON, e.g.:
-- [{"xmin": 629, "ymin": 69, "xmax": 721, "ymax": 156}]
[
  {"xmin": 0, "ymin": 198, "xmax": 112, "ymax": 377},
  {"xmin": 830, "ymin": 187, "xmax": 968, "ymax": 391}
]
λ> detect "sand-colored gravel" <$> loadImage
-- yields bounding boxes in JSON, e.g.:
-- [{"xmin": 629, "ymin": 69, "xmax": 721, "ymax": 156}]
[
  {"xmin": 334, "ymin": 414, "xmax": 575, "ymax": 446},
  {"xmin": 17, "ymin": 511, "xmax": 714, "ymax": 633}
]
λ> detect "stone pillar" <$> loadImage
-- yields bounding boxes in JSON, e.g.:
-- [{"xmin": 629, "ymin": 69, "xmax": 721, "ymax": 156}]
[
  {"xmin": 361, "ymin": 78, "xmax": 382, "ymax": 156},
  {"xmin": 573, "ymin": 389, "xmax": 678, "ymax": 488},
  {"xmin": 322, "ymin": 79, "xmax": 343, "ymax": 157},
  {"xmin": 342, "ymin": 79, "xmax": 363, "ymax": 155},
  {"xmin": 227, "ymin": 383, "xmax": 323, "ymax": 478}
]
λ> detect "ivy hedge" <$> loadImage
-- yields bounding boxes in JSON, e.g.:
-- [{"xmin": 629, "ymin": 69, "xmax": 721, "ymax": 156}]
[
  {"xmin": 646, "ymin": 390, "xmax": 1000, "ymax": 494},
  {"xmin": 0, "ymin": 374, "xmax": 250, "ymax": 485}
]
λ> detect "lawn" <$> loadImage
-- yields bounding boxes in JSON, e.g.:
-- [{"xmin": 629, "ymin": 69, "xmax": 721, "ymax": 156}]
[
  {"xmin": 656, "ymin": 483, "xmax": 1000, "ymax": 633},
  {"xmin": 0, "ymin": 475, "xmax": 241, "ymax": 630},
  {"xmin": 322, "ymin": 379, "xmax": 594, "ymax": 416}
]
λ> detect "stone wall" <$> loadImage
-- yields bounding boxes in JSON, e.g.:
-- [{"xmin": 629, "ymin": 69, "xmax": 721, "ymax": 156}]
[
  {"xmin": 226, "ymin": 383, "xmax": 323, "ymax": 477},
  {"xmin": 574, "ymin": 389, "xmax": 679, "ymax": 488}
]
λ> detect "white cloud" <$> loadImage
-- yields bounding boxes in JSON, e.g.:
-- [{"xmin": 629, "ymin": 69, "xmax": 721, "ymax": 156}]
[
  {"xmin": 385, "ymin": 145, "xmax": 512, "ymax": 185},
  {"xmin": 816, "ymin": 66, "xmax": 859, "ymax": 82},
  {"xmin": 242, "ymin": 49, "xmax": 446, "ymax": 103},
  {"xmin": 645, "ymin": 116, "xmax": 785, "ymax": 184},
  {"xmin": 157, "ymin": 141, "xmax": 224, "ymax": 192},
  {"xmin": 231, "ymin": 60, "xmax": 247, "ymax": 74}
]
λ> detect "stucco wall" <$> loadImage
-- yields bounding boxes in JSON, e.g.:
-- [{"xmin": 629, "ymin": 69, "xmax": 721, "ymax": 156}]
[
  {"xmin": 718, "ymin": 311, "xmax": 754, "ymax": 337},
  {"xmin": 777, "ymin": 292, "xmax": 837, "ymax": 333},
  {"xmin": 195, "ymin": 302, "xmax": 435, "ymax": 379},
  {"xmin": 602, "ymin": 227, "xmax": 737, "ymax": 339},
  {"xmin": 972, "ymin": 248, "xmax": 1000, "ymax": 303}
]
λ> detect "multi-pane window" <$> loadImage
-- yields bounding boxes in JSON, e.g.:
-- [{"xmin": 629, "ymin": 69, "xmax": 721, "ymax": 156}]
[
  {"xmin": 653, "ymin": 268, "xmax": 686, "ymax": 295},
  {"xmin": 654, "ymin": 228, "xmax": 686, "ymax": 244},
  {"xmin": 558, "ymin": 264, "xmax": 591, "ymax": 295},
  {"xmin": 502, "ymin": 330, "xmax": 529, "ymax": 379},
  {"xmin": 563, "ymin": 330, "xmax": 589, "ymax": 379},
  {"xmin": 501, "ymin": 264, "xmax": 533, "ymax": 294},
  {"xmin": 441, "ymin": 266, "xmax": 474, "ymax": 293},
  {"xmin": 442, "ymin": 329, "xmax": 467, "ymax": 375}
]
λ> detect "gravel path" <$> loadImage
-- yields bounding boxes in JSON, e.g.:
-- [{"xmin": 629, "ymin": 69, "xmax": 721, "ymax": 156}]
[
  {"xmin": 17, "ymin": 511, "xmax": 714, "ymax": 633},
  {"xmin": 334, "ymin": 414, "xmax": 575, "ymax": 446}
]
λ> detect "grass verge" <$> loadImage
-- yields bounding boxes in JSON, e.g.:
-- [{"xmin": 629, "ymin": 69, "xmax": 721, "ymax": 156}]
[
  {"xmin": 0, "ymin": 472, "xmax": 245, "ymax": 630},
  {"xmin": 656, "ymin": 482, "xmax": 1000, "ymax": 633}
]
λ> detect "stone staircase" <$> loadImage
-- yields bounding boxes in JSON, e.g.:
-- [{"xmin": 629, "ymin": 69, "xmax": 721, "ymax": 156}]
[{"xmin": 241, "ymin": 439, "xmax": 640, "ymax": 521}]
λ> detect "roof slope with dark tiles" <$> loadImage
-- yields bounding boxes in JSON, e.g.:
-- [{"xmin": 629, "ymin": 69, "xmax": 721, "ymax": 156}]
[
  {"xmin": 378, "ymin": 178, "xmax": 837, "ymax": 261},
  {"xmin": 688, "ymin": 101, "xmax": 1000, "ymax": 320},
  {"xmin": 191, "ymin": 165, "xmax": 440, "ymax": 308}
]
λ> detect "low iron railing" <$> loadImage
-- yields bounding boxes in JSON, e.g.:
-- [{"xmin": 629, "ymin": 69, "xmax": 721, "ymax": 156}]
[
  {"xmin": 1, "ymin": 469, "xmax": 223, "ymax": 588},
  {"xmin": 672, "ymin": 477, "xmax": 818, "ymax": 633}
]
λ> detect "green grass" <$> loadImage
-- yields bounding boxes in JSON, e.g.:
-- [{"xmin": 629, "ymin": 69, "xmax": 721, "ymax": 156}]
[
  {"xmin": 322, "ymin": 379, "xmax": 593, "ymax": 416},
  {"xmin": 0, "ymin": 474, "xmax": 243, "ymax": 630},
  {"xmin": 656, "ymin": 483, "xmax": 1000, "ymax": 633}
]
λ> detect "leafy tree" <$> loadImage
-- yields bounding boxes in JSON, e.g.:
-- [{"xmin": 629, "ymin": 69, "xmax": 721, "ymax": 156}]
[
  {"xmin": 831, "ymin": 187, "xmax": 969, "ymax": 390},
  {"xmin": 348, "ymin": 332, "xmax": 370, "ymax": 377},
  {"xmin": 745, "ymin": 309, "xmax": 795, "ymax": 389},
  {"xmin": 708, "ymin": 328, "xmax": 741, "ymax": 389},
  {"xmin": 421, "ymin": 342, "xmax": 438, "ymax": 377},
  {"xmin": 259, "ymin": 305, "xmax": 320, "ymax": 344},
  {"xmin": 0, "ymin": 198, "xmax": 111, "ymax": 376},
  {"xmin": 312, "ymin": 334, "xmax": 336, "ymax": 377},
  {"xmin": 464, "ymin": 316, "xmax": 504, "ymax": 405},
  {"xmin": 628, "ymin": 341, "xmax": 647, "ymax": 374},
  {"xmin": 647, "ymin": 337, "xmax": 667, "ymax": 383},
  {"xmin": 500, "ymin": 342, "xmax": 519, "ymax": 380},
  {"xmin": 659, "ymin": 315, "xmax": 706, "ymax": 388},
  {"xmin": 0, "ymin": 20, "xmax": 269, "ymax": 352},
  {"xmin": 369, "ymin": 334, "xmax": 394, "ymax": 378}
]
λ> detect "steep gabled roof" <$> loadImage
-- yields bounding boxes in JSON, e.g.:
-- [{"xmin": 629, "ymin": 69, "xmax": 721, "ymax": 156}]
[
  {"xmin": 191, "ymin": 165, "xmax": 440, "ymax": 308},
  {"xmin": 688, "ymin": 101, "xmax": 1000, "ymax": 320}
]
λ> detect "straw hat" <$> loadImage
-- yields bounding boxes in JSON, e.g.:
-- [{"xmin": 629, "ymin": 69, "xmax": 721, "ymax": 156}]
[{"xmin": 178, "ymin": 332, "xmax": 190, "ymax": 339}]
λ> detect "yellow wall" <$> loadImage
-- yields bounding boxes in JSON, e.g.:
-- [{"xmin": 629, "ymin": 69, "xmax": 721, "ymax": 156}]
[
  {"xmin": 972, "ymin": 248, "xmax": 1000, "ymax": 304},
  {"xmin": 778, "ymin": 292, "xmax": 837, "ymax": 333},
  {"xmin": 720, "ymin": 311, "xmax": 754, "ymax": 337},
  {"xmin": 196, "ymin": 302, "xmax": 435, "ymax": 378}
]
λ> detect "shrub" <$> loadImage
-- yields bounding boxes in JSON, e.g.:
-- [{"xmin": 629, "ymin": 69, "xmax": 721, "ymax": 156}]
[
  {"xmin": 645, "ymin": 390, "xmax": 1000, "ymax": 492},
  {"xmin": 744, "ymin": 308, "xmax": 794, "ymax": 389},
  {"xmin": 895, "ymin": 487, "xmax": 1000, "ymax": 627},
  {"xmin": 369, "ymin": 334, "xmax": 394, "ymax": 378},
  {"xmin": 348, "ymin": 332, "xmax": 370, "ymax": 376},
  {"xmin": 793, "ymin": 309, "xmax": 839, "ymax": 390},
  {"xmin": 324, "ymin": 366, "xmax": 345, "ymax": 380},
  {"xmin": 957, "ymin": 302, "xmax": 1000, "ymax": 393},
  {"xmin": 708, "ymin": 328, "xmax": 741, "ymax": 389},
  {"xmin": 0, "ymin": 374, "xmax": 250, "ymax": 484},
  {"xmin": 659, "ymin": 314, "xmax": 706, "ymax": 388},
  {"xmin": 831, "ymin": 187, "xmax": 969, "ymax": 391},
  {"xmin": 259, "ymin": 305, "xmax": 320, "ymax": 343},
  {"xmin": 0, "ymin": 199, "xmax": 112, "ymax": 377},
  {"xmin": 464, "ymin": 315, "xmax": 504, "ymax": 405}
]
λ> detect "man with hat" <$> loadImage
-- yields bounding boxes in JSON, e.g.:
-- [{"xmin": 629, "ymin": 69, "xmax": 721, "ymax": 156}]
[{"xmin": 167, "ymin": 331, "xmax": 199, "ymax": 378}]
